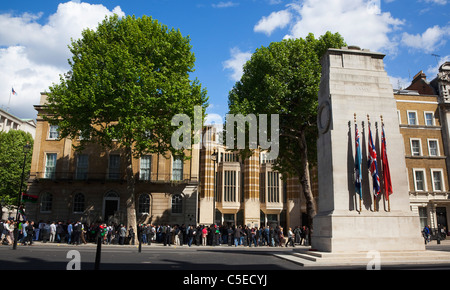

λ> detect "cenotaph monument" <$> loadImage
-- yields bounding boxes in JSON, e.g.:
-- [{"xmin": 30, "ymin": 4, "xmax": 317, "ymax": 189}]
[{"xmin": 313, "ymin": 46, "xmax": 425, "ymax": 253}]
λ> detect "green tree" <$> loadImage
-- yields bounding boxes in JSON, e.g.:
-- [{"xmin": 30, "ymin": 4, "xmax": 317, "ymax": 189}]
[
  {"xmin": 0, "ymin": 130, "xmax": 33, "ymax": 206},
  {"xmin": 227, "ymin": 32, "xmax": 345, "ymax": 238},
  {"xmin": 45, "ymin": 15, "xmax": 208, "ymax": 234}
]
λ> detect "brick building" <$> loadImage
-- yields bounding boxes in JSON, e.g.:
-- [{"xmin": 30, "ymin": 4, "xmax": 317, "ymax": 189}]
[
  {"xmin": 395, "ymin": 66, "xmax": 450, "ymax": 235},
  {"xmin": 25, "ymin": 93, "xmax": 200, "ymax": 226}
]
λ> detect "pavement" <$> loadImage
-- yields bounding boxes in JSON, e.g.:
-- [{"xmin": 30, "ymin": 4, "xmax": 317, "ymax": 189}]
[{"xmin": 272, "ymin": 239, "xmax": 450, "ymax": 268}]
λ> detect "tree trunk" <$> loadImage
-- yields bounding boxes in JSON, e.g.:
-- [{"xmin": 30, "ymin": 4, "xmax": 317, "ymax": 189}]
[
  {"xmin": 299, "ymin": 130, "xmax": 316, "ymax": 244},
  {"xmin": 125, "ymin": 146, "xmax": 137, "ymax": 240}
]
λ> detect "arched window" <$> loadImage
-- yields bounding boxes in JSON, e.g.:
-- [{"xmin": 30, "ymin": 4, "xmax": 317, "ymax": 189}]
[
  {"xmin": 73, "ymin": 193, "xmax": 85, "ymax": 213},
  {"xmin": 171, "ymin": 194, "xmax": 182, "ymax": 214},
  {"xmin": 138, "ymin": 194, "xmax": 151, "ymax": 214},
  {"xmin": 40, "ymin": 192, "xmax": 53, "ymax": 212}
]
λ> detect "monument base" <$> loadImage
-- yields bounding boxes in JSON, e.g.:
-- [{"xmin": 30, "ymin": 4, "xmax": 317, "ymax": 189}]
[{"xmin": 312, "ymin": 210, "xmax": 425, "ymax": 253}]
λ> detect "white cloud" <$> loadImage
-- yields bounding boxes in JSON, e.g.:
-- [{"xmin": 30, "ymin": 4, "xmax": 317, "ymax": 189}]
[
  {"xmin": 212, "ymin": 2, "xmax": 239, "ymax": 8},
  {"xmin": 254, "ymin": 9, "xmax": 292, "ymax": 36},
  {"xmin": 223, "ymin": 47, "xmax": 253, "ymax": 82},
  {"xmin": 401, "ymin": 25, "xmax": 450, "ymax": 53},
  {"xmin": 258, "ymin": 0, "xmax": 404, "ymax": 54},
  {"xmin": 0, "ymin": 1, "xmax": 124, "ymax": 119}
]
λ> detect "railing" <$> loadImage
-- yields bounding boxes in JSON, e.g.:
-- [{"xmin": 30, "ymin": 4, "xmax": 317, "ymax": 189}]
[{"xmin": 31, "ymin": 171, "xmax": 194, "ymax": 183}]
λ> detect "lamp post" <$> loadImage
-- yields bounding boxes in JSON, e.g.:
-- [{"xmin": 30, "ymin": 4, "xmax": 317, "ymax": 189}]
[
  {"xmin": 210, "ymin": 149, "xmax": 218, "ymax": 225},
  {"xmin": 13, "ymin": 142, "xmax": 31, "ymax": 250}
]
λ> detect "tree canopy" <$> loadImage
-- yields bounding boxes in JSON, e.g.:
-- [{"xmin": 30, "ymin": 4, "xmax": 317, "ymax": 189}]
[
  {"xmin": 0, "ymin": 130, "xmax": 33, "ymax": 206},
  {"xmin": 45, "ymin": 14, "xmax": 208, "ymax": 231},
  {"xmin": 46, "ymin": 15, "xmax": 208, "ymax": 157}
]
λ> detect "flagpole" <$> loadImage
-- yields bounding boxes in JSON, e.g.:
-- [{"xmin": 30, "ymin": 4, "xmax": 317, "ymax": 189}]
[
  {"xmin": 381, "ymin": 115, "xmax": 390, "ymax": 212},
  {"xmin": 368, "ymin": 114, "xmax": 377, "ymax": 212},
  {"xmin": 7, "ymin": 89, "xmax": 11, "ymax": 112},
  {"xmin": 355, "ymin": 113, "xmax": 362, "ymax": 213}
]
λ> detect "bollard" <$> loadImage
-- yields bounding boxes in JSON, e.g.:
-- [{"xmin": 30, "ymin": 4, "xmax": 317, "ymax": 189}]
[{"xmin": 95, "ymin": 235, "xmax": 102, "ymax": 270}]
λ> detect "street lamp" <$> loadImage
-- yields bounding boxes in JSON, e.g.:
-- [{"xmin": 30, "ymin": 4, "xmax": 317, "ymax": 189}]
[
  {"xmin": 210, "ymin": 149, "xmax": 218, "ymax": 225},
  {"xmin": 13, "ymin": 142, "xmax": 31, "ymax": 250}
]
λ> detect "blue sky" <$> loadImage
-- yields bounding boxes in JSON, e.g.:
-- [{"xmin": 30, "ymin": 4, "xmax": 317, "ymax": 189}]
[{"xmin": 0, "ymin": 0, "xmax": 449, "ymax": 122}]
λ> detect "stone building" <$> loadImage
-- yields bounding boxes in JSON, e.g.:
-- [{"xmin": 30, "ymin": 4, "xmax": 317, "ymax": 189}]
[
  {"xmin": 0, "ymin": 108, "xmax": 36, "ymax": 138},
  {"xmin": 198, "ymin": 125, "xmax": 308, "ymax": 230}
]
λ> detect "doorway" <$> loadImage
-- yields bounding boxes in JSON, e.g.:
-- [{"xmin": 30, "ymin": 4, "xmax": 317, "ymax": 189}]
[
  {"xmin": 436, "ymin": 207, "xmax": 448, "ymax": 231},
  {"xmin": 103, "ymin": 191, "xmax": 120, "ymax": 222}
]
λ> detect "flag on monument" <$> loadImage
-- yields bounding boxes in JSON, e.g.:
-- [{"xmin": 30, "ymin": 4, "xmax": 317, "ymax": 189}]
[
  {"xmin": 381, "ymin": 124, "xmax": 393, "ymax": 200},
  {"xmin": 11, "ymin": 87, "xmax": 17, "ymax": 95},
  {"xmin": 367, "ymin": 123, "xmax": 380, "ymax": 196},
  {"xmin": 355, "ymin": 123, "xmax": 362, "ymax": 199}
]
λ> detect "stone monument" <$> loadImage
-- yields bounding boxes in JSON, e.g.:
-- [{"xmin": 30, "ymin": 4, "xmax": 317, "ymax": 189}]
[{"xmin": 313, "ymin": 47, "xmax": 425, "ymax": 253}]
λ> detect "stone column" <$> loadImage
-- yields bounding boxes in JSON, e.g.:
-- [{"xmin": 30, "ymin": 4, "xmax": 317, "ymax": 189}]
[{"xmin": 313, "ymin": 47, "xmax": 425, "ymax": 252}]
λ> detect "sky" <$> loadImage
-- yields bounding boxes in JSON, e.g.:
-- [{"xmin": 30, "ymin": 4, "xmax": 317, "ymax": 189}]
[{"xmin": 0, "ymin": 0, "xmax": 449, "ymax": 124}]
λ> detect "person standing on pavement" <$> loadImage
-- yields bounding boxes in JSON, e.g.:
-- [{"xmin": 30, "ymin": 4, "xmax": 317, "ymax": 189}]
[
  {"xmin": 24, "ymin": 221, "xmax": 34, "ymax": 245},
  {"xmin": 285, "ymin": 227, "xmax": 295, "ymax": 247}
]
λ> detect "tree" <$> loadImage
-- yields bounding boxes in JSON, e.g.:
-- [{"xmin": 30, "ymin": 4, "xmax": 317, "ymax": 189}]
[
  {"xmin": 0, "ymin": 130, "xmax": 33, "ymax": 206},
  {"xmin": 45, "ymin": 15, "xmax": 208, "ymax": 235},
  {"xmin": 227, "ymin": 32, "xmax": 345, "ymax": 239}
]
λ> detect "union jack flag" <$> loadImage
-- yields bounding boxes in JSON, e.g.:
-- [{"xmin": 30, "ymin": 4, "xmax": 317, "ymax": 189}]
[{"xmin": 367, "ymin": 123, "xmax": 380, "ymax": 196}]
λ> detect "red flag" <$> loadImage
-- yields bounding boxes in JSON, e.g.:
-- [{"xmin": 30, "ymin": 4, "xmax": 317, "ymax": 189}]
[{"xmin": 381, "ymin": 124, "xmax": 393, "ymax": 199}]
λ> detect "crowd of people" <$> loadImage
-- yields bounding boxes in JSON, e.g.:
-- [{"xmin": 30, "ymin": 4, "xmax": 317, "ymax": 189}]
[{"xmin": 0, "ymin": 218, "xmax": 311, "ymax": 248}]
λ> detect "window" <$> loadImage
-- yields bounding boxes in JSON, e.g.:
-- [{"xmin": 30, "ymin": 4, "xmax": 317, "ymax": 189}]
[
  {"xmin": 428, "ymin": 139, "xmax": 439, "ymax": 156},
  {"xmin": 267, "ymin": 171, "xmax": 280, "ymax": 203},
  {"xmin": 224, "ymin": 170, "xmax": 237, "ymax": 202},
  {"xmin": 172, "ymin": 156, "xmax": 183, "ymax": 181},
  {"xmin": 418, "ymin": 207, "xmax": 428, "ymax": 229},
  {"xmin": 410, "ymin": 139, "xmax": 422, "ymax": 156},
  {"xmin": 397, "ymin": 110, "xmax": 401, "ymax": 124},
  {"xmin": 48, "ymin": 125, "xmax": 59, "ymax": 139},
  {"xmin": 221, "ymin": 152, "xmax": 239, "ymax": 162},
  {"xmin": 76, "ymin": 154, "xmax": 89, "ymax": 180},
  {"xmin": 138, "ymin": 194, "xmax": 150, "ymax": 214},
  {"xmin": 171, "ymin": 194, "xmax": 182, "ymax": 214},
  {"xmin": 108, "ymin": 154, "xmax": 120, "ymax": 180},
  {"xmin": 73, "ymin": 193, "xmax": 85, "ymax": 213},
  {"xmin": 424, "ymin": 112, "xmax": 434, "ymax": 126},
  {"xmin": 40, "ymin": 192, "xmax": 53, "ymax": 212},
  {"xmin": 44, "ymin": 153, "xmax": 57, "ymax": 179},
  {"xmin": 431, "ymin": 169, "xmax": 444, "ymax": 192},
  {"xmin": 407, "ymin": 111, "xmax": 417, "ymax": 125},
  {"xmin": 413, "ymin": 169, "xmax": 426, "ymax": 191},
  {"xmin": 140, "ymin": 155, "xmax": 152, "ymax": 181}
]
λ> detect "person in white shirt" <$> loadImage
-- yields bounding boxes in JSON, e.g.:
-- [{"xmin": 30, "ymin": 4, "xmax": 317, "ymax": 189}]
[{"xmin": 49, "ymin": 222, "xmax": 56, "ymax": 243}]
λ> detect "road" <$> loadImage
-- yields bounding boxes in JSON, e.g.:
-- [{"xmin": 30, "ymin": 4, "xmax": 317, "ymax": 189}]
[{"xmin": 0, "ymin": 242, "xmax": 304, "ymax": 271}]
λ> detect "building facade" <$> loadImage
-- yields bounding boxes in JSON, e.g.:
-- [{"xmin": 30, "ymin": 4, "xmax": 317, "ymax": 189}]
[
  {"xmin": 25, "ymin": 93, "xmax": 200, "ymax": 226},
  {"xmin": 395, "ymin": 68, "xmax": 450, "ymax": 235},
  {"xmin": 0, "ymin": 108, "xmax": 36, "ymax": 138},
  {"xmin": 198, "ymin": 126, "xmax": 309, "ymax": 230},
  {"xmin": 25, "ymin": 94, "xmax": 312, "ymax": 231}
]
